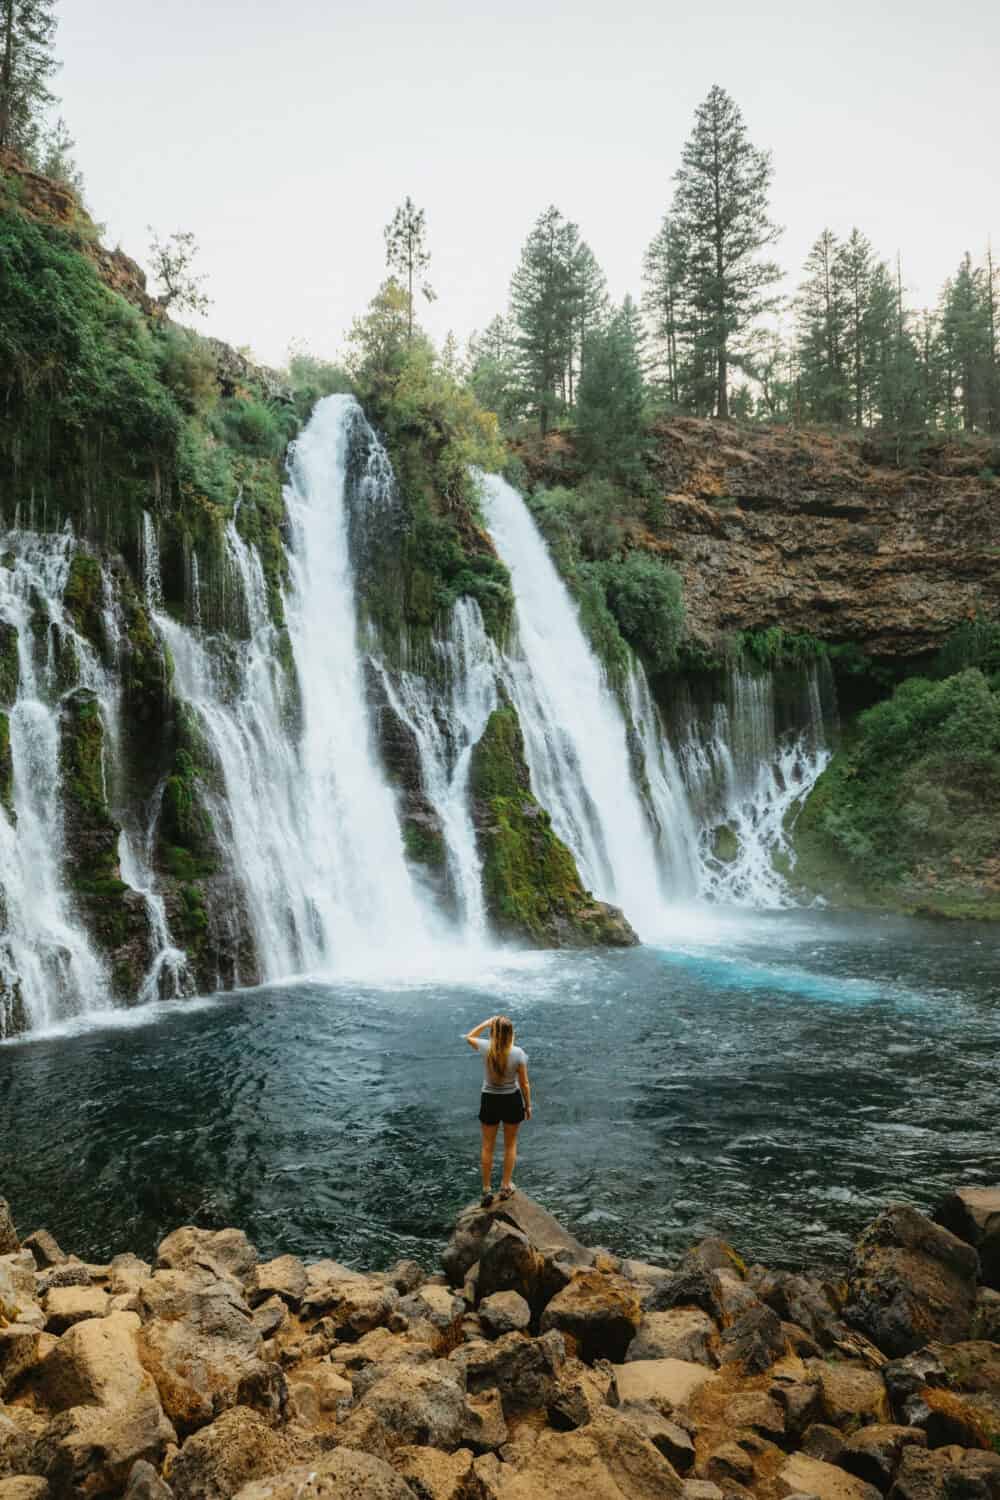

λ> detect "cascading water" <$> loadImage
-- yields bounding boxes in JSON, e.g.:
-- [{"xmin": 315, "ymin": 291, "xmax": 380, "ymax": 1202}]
[
  {"xmin": 0, "ymin": 534, "xmax": 110, "ymax": 1032},
  {"xmin": 681, "ymin": 664, "xmax": 833, "ymax": 906},
  {"xmin": 481, "ymin": 474, "xmax": 674, "ymax": 936}
]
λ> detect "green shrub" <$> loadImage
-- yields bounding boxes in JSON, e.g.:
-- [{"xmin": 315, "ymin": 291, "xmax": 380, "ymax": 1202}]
[
  {"xmin": 596, "ymin": 552, "xmax": 685, "ymax": 673},
  {"xmin": 156, "ymin": 325, "xmax": 219, "ymax": 414}
]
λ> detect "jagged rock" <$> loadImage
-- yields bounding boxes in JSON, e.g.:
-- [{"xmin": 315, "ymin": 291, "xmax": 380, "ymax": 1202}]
[
  {"xmin": 109, "ymin": 1256, "xmax": 153, "ymax": 1298},
  {"xmin": 0, "ymin": 1481, "xmax": 50, "ymax": 1500},
  {"xmin": 751, "ymin": 1268, "xmax": 844, "ymax": 1348},
  {"xmin": 838, "ymin": 1426, "xmax": 927, "ymax": 1492},
  {"xmin": 288, "ymin": 1364, "xmax": 351, "ymax": 1422},
  {"xmin": 845, "ymin": 1206, "xmax": 979, "ymax": 1357},
  {"xmin": 610, "ymin": 1357, "xmax": 718, "ymax": 1414},
  {"xmin": 616, "ymin": 1401, "xmax": 696, "ymax": 1472},
  {"xmin": 472, "ymin": 1404, "xmax": 683, "ymax": 1498},
  {"xmin": 124, "ymin": 1460, "xmax": 175, "ymax": 1500},
  {"xmin": 0, "ymin": 1326, "xmax": 40, "ymax": 1396},
  {"xmin": 246, "ymin": 1257, "xmax": 308, "ymax": 1311},
  {"xmin": 626, "ymin": 1309, "xmax": 719, "ymax": 1366},
  {"xmin": 934, "ymin": 1188, "xmax": 1000, "ymax": 1292},
  {"xmin": 43, "ymin": 1286, "xmax": 108, "ymax": 1333},
  {"xmin": 36, "ymin": 1397, "xmax": 176, "ymax": 1500},
  {"xmin": 772, "ymin": 1376, "xmax": 823, "ymax": 1437},
  {"xmin": 37, "ymin": 1267, "xmax": 90, "ymax": 1299},
  {"xmin": 387, "ymin": 1261, "xmax": 425, "ymax": 1296},
  {"xmin": 539, "ymin": 1270, "xmax": 642, "ymax": 1363},
  {"xmin": 720, "ymin": 1303, "xmax": 786, "ymax": 1372},
  {"xmin": 442, "ymin": 1194, "xmax": 590, "ymax": 1290},
  {"xmin": 474, "ymin": 1223, "xmax": 547, "ymax": 1311},
  {"xmin": 479, "ymin": 1291, "xmax": 531, "ymax": 1337},
  {"xmin": 804, "ymin": 1424, "xmax": 849, "ymax": 1463},
  {"xmin": 343, "ymin": 1360, "xmax": 470, "ymax": 1454},
  {"xmin": 645, "ymin": 1265, "xmax": 726, "ymax": 1326},
  {"xmin": 168, "ymin": 1406, "xmax": 308, "ymax": 1500},
  {"xmin": 461, "ymin": 1388, "xmax": 508, "ymax": 1452},
  {"xmin": 390, "ymin": 1444, "xmax": 477, "ymax": 1500},
  {"xmin": 778, "ymin": 1454, "xmax": 883, "ymax": 1500},
  {"xmin": 301, "ymin": 1272, "xmax": 399, "ymax": 1333},
  {"xmin": 545, "ymin": 1356, "xmax": 613, "ymax": 1431},
  {"xmin": 807, "ymin": 1360, "xmax": 891, "ymax": 1429},
  {"xmin": 725, "ymin": 1392, "xmax": 786, "ymax": 1440},
  {"xmin": 896, "ymin": 1342, "xmax": 1000, "ymax": 1449},
  {"xmin": 0, "ymin": 1258, "xmax": 42, "ymax": 1328},
  {"xmin": 706, "ymin": 1442, "xmax": 756, "ymax": 1485},
  {"xmin": 887, "ymin": 1445, "xmax": 1000, "ymax": 1500},
  {"xmin": 0, "ymin": 1203, "xmax": 18, "ymax": 1257},
  {"xmin": 22, "ymin": 1234, "xmax": 65, "ymax": 1271},
  {"xmin": 234, "ymin": 1448, "xmax": 417, "ymax": 1500},
  {"xmin": 973, "ymin": 1290, "xmax": 1000, "ymax": 1343},
  {"xmin": 457, "ymin": 1329, "xmax": 566, "ymax": 1413},
  {"xmin": 156, "ymin": 1229, "xmax": 257, "ymax": 1285},
  {"xmin": 38, "ymin": 1311, "xmax": 160, "ymax": 1412},
  {"xmin": 136, "ymin": 1302, "xmax": 280, "ymax": 1436},
  {"xmin": 251, "ymin": 1298, "xmax": 287, "ymax": 1339},
  {"xmin": 397, "ymin": 1285, "xmax": 461, "ymax": 1331}
]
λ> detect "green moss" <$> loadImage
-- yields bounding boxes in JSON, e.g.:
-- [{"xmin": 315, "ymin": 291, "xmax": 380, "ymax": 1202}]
[
  {"xmin": 0, "ymin": 621, "xmax": 18, "ymax": 705},
  {"xmin": 159, "ymin": 747, "xmax": 218, "ymax": 877},
  {"xmin": 175, "ymin": 882, "xmax": 209, "ymax": 952},
  {"xmin": 0, "ymin": 710, "xmax": 13, "ymax": 817},
  {"xmin": 792, "ymin": 669, "xmax": 1000, "ymax": 920},
  {"xmin": 403, "ymin": 819, "xmax": 447, "ymax": 870},
  {"xmin": 61, "ymin": 689, "xmax": 108, "ymax": 819},
  {"xmin": 469, "ymin": 705, "xmax": 636, "ymax": 948},
  {"xmin": 63, "ymin": 552, "xmax": 105, "ymax": 652}
]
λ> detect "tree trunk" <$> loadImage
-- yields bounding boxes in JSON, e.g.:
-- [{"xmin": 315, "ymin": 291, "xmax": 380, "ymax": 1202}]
[{"xmin": 0, "ymin": 0, "xmax": 15, "ymax": 153}]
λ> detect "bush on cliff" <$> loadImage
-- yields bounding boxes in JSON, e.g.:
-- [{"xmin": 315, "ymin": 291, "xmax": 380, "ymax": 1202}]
[{"xmin": 793, "ymin": 668, "xmax": 1000, "ymax": 917}]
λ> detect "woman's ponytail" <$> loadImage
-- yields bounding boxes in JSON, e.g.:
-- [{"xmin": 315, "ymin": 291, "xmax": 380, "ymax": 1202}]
[{"xmin": 487, "ymin": 1015, "xmax": 514, "ymax": 1084}]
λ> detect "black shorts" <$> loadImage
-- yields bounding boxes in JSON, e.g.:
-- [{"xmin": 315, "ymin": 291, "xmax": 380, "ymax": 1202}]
[{"xmin": 478, "ymin": 1089, "xmax": 526, "ymax": 1125}]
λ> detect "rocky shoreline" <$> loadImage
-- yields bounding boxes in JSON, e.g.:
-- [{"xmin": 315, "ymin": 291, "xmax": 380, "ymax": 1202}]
[{"xmin": 1, "ymin": 1186, "xmax": 999, "ymax": 1500}]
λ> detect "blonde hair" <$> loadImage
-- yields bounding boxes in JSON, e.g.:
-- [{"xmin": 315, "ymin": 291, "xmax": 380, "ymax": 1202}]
[{"xmin": 487, "ymin": 1015, "xmax": 515, "ymax": 1085}]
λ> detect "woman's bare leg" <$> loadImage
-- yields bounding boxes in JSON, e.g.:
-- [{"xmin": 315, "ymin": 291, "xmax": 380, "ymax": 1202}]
[
  {"xmin": 500, "ymin": 1122, "xmax": 520, "ymax": 1191},
  {"xmin": 480, "ymin": 1124, "xmax": 499, "ymax": 1192}
]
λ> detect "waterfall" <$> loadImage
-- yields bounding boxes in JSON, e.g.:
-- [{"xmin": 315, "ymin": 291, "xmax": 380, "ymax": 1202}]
[
  {"xmin": 481, "ymin": 474, "xmax": 673, "ymax": 937},
  {"xmin": 0, "ymin": 534, "xmax": 110, "ymax": 1032},
  {"xmin": 681, "ymin": 665, "xmax": 833, "ymax": 907}
]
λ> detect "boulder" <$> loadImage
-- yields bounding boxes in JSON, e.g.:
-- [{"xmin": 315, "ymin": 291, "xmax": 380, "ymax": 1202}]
[
  {"xmin": 396, "ymin": 1285, "xmax": 461, "ymax": 1332},
  {"xmin": 644, "ymin": 1266, "xmax": 726, "ymax": 1326},
  {"xmin": 771, "ymin": 1375, "xmax": 822, "ymax": 1437},
  {"xmin": 391, "ymin": 1445, "xmax": 478, "ymax": 1500},
  {"xmin": 246, "ymin": 1258, "xmax": 308, "ymax": 1311},
  {"xmin": 43, "ymin": 1287, "xmax": 108, "ymax": 1334},
  {"xmin": 23, "ymin": 1234, "xmax": 66, "ymax": 1271},
  {"xmin": 804, "ymin": 1423, "xmax": 849, "ymax": 1463},
  {"xmin": 301, "ymin": 1274, "xmax": 399, "ymax": 1334},
  {"xmin": 346, "ymin": 1360, "xmax": 469, "ymax": 1453},
  {"xmin": 442, "ymin": 1195, "xmax": 589, "ymax": 1290},
  {"xmin": 706, "ymin": 1441, "xmax": 756, "ymax": 1486},
  {"xmin": 109, "ymin": 1257, "xmax": 153, "ymax": 1299},
  {"xmin": 479, "ymin": 1292, "xmax": 531, "ymax": 1338},
  {"xmin": 35, "ymin": 1398, "xmax": 175, "ymax": 1500},
  {"xmin": 888, "ymin": 1445, "xmax": 1000, "ymax": 1500},
  {"xmin": 725, "ymin": 1392, "xmax": 786, "ymax": 1440},
  {"xmin": 123, "ymin": 1460, "xmax": 174, "ymax": 1500},
  {"xmin": 39, "ymin": 1311, "xmax": 160, "ymax": 1413},
  {"xmin": 37, "ymin": 1267, "xmax": 91, "ymax": 1297},
  {"xmin": 626, "ymin": 1309, "xmax": 718, "ymax": 1367},
  {"xmin": 539, "ymin": 1270, "xmax": 641, "ymax": 1363},
  {"xmin": 973, "ymin": 1290, "xmax": 1000, "ymax": 1343},
  {"xmin": 461, "ymin": 1388, "xmax": 508, "ymax": 1453},
  {"xmin": 720, "ymin": 1303, "xmax": 786, "ymax": 1372},
  {"xmin": 0, "ymin": 1203, "xmax": 18, "ymax": 1257},
  {"xmin": 884, "ymin": 1342, "xmax": 1000, "ymax": 1447},
  {"xmin": 0, "ymin": 1482, "xmax": 50, "ymax": 1500},
  {"xmin": 456, "ymin": 1329, "xmax": 565, "ymax": 1413},
  {"xmin": 138, "ymin": 1268, "xmax": 255, "ymax": 1339},
  {"xmin": 838, "ymin": 1425, "xmax": 927, "ymax": 1491},
  {"xmin": 777, "ymin": 1453, "xmax": 883, "ymax": 1500},
  {"xmin": 933, "ymin": 1187, "xmax": 1000, "ymax": 1291},
  {"xmin": 156, "ymin": 1229, "xmax": 257, "ymax": 1286},
  {"xmin": 168, "ymin": 1406, "xmax": 307, "ymax": 1500},
  {"xmin": 137, "ymin": 1319, "xmax": 281, "ymax": 1436},
  {"xmin": 615, "ymin": 1402, "xmax": 696, "ymax": 1472},
  {"xmin": 251, "ymin": 1299, "xmax": 287, "ymax": 1340},
  {"xmin": 845, "ymin": 1206, "xmax": 979, "ymax": 1357},
  {"xmin": 474, "ymin": 1224, "xmax": 548, "ymax": 1311},
  {"xmin": 545, "ymin": 1357, "xmax": 613, "ymax": 1432},
  {"xmin": 233, "ymin": 1449, "xmax": 417, "ymax": 1500},
  {"xmin": 0, "ymin": 1325, "xmax": 41, "ymax": 1397},
  {"xmin": 0, "ymin": 1260, "xmax": 43, "ymax": 1329},
  {"xmin": 807, "ymin": 1360, "xmax": 891, "ymax": 1429},
  {"xmin": 468, "ymin": 1404, "xmax": 683, "ymax": 1498},
  {"xmin": 610, "ymin": 1357, "xmax": 718, "ymax": 1414},
  {"xmin": 288, "ymin": 1365, "xmax": 352, "ymax": 1422},
  {"xmin": 752, "ymin": 1268, "xmax": 844, "ymax": 1348}
]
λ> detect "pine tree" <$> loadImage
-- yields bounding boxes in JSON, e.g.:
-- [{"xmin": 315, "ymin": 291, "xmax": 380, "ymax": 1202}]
[
  {"xmin": 466, "ymin": 315, "xmax": 519, "ymax": 422},
  {"xmin": 384, "ymin": 196, "xmax": 435, "ymax": 341},
  {"xmin": 837, "ymin": 229, "xmax": 879, "ymax": 428},
  {"xmin": 0, "ymin": 0, "xmax": 58, "ymax": 156},
  {"xmin": 985, "ymin": 242, "xmax": 999, "ymax": 434},
  {"xmin": 575, "ymin": 296, "xmax": 647, "ymax": 482},
  {"xmin": 569, "ymin": 240, "xmax": 608, "ymax": 400},
  {"xmin": 668, "ymin": 85, "xmax": 782, "ymax": 418},
  {"xmin": 795, "ymin": 230, "xmax": 850, "ymax": 423},
  {"xmin": 642, "ymin": 214, "xmax": 683, "ymax": 406},
  {"xmin": 938, "ymin": 253, "xmax": 991, "ymax": 431},
  {"xmin": 509, "ymin": 207, "xmax": 571, "ymax": 434}
]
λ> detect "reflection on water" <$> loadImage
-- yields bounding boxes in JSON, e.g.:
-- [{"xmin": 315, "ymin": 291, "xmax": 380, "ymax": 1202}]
[{"xmin": 1, "ymin": 909, "xmax": 998, "ymax": 1271}]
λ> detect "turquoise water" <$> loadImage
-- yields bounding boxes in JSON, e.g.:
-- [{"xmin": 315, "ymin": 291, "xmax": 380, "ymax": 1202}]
[{"xmin": 1, "ymin": 908, "xmax": 997, "ymax": 1272}]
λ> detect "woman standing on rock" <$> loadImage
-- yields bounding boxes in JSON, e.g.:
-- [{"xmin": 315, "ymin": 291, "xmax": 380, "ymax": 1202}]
[{"xmin": 464, "ymin": 1014, "xmax": 531, "ymax": 1207}]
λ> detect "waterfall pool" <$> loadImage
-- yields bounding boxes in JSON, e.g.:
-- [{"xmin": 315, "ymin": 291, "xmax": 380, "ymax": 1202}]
[{"xmin": 2, "ymin": 907, "xmax": 997, "ymax": 1272}]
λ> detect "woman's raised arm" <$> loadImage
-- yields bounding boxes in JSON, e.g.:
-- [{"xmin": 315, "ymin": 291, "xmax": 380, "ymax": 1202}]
[{"xmin": 464, "ymin": 1016, "xmax": 495, "ymax": 1049}]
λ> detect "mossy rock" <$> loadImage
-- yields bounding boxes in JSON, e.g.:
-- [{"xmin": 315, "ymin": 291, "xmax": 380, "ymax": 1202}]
[
  {"xmin": 711, "ymin": 823, "xmax": 740, "ymax": 864},
  {"xmin": 63, "ymin": 551, "xmax": 105, "ymax": 654},
  {"xmin": 0, "ymin": 710, "xmax": 13, "ymax": 818},
  {"xmin": 0, "ymin": 621, "xmax": 19, "ymax": 705},
  {"xmin": 469, "ymin": 704, "xmax": 637, "ymax": 949},
  {"xmin": 158, "ymin": 747, "xmax": 218, "ymax": 877},
  {"xmin": 60, "ymin": 688, "xmax": 111, "ymax": 822},
  {"xmin": 403, "ymin": 817, "xmax": 448, "ymax": 870}
]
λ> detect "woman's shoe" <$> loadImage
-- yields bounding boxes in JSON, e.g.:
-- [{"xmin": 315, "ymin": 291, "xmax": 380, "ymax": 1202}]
[{"xmin": 497, "ymin": 1184, "xmax": 515, "ymax": 1201}]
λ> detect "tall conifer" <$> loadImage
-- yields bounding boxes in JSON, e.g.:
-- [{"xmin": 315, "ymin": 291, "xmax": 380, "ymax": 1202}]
[{"xmin": 0, "ymin": 0, "xmax": 58, "ymax": 156}]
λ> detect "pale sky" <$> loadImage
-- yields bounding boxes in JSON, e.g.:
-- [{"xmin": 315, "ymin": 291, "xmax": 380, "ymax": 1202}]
[{"xmin": 58, "ymin": 0, "xmax": 998, "ymax": 370}]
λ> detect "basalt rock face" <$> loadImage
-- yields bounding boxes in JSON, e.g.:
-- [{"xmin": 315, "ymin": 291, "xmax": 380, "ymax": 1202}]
[
  {"xmin": 522, "ymin": 421, "xmax": 1000, "ymax": 662},
  {"xmin": 3, "ymin": 1184, "xmax": 999, "ymax": 1500}
]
